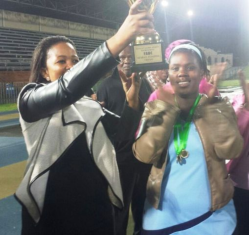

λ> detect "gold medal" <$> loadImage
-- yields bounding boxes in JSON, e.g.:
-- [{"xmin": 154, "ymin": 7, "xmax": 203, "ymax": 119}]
[
  {"xmin": 180, "ymin": 149, "xmax": 189, "ymax": 159},
  {"xmin": 176, "ymin": 150, "xmax": 189, "ymax": 164}
]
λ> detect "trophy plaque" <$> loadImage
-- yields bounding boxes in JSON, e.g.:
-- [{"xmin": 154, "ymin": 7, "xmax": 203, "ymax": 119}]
[{"xmin": 127, "ymin": 0, "xmax": 167, "ymax": 72}]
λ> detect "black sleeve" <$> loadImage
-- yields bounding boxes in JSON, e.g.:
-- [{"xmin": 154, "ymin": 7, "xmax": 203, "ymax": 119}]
[{"xmin": 19, "ymin": 43, "xmax": 118, "ymax": 122}]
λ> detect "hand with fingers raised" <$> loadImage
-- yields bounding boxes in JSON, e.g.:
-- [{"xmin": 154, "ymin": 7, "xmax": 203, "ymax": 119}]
[
  {"xmin": 238, "ymin": 70, "xmax": 249, "ymax": 110},
  {"xmin": 107, "ymin": 0, "xmax": 155, "ymax": 58},
  {"xmin": 207, "ymin": 62, "xmax": 227, "ymax": 99},
  {"xmin": 119, "ymin": 70, "xmax": 143, "ymax": 110}
]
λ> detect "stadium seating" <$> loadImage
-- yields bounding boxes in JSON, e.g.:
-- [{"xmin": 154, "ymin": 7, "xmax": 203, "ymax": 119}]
[{"xmin": 0, "ymin": 27, "xmax": 104, "ymax": 71}]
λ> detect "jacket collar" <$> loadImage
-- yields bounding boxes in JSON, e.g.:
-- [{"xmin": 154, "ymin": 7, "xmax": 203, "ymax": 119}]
[
  {"xmin": 62, "ymin": 97, "xmax": 106, "ymax": 152},
  {"xmin": 62, "ymin": 97, "xmax": 105, "ymax": 126}
]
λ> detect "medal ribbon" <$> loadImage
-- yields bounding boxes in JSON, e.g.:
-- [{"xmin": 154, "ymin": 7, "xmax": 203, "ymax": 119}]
[{"xmin": 174, "ymin": 94, "xmax": 201, "ymax": 156}]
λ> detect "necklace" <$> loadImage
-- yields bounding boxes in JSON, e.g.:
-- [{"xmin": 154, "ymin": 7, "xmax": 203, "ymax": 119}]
[{"xmin": 174, "ymin": 94, "xmax": 201, "ymax": 164}]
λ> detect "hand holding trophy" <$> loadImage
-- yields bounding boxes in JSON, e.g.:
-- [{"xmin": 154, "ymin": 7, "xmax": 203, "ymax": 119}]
[{"xmin": 127, "ymin": 0, "xmax": 167, "ymax": 72}]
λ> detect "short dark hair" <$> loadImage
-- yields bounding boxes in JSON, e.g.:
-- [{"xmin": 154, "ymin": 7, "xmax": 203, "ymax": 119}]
[{"xmin": 29, "ymin": 35, "xmax": 76, "ymax": 83}]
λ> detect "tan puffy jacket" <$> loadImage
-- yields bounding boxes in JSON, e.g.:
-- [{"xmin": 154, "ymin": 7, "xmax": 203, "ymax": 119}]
[{"xmin": 133, "ymin": 95, "xmax": 243, "ymax": 211}]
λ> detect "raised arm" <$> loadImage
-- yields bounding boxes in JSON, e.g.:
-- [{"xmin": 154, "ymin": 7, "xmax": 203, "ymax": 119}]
[
  {"xmin": 238, "ymin": 70, "xmax": 249, "ymax": 110},
  {"xmin": 133, "ymin": 100, "xmax": 180, "ymax": 164},
  {"xmin": 106, "ymin": 0, "xmax": 155, "ymax": 57},
  {"xmin": 19, "ymin": 44, "xmax": 118, "ymax": 122},
  {"xmin": 19, "ymin": 0, "xmax": 155, "ymax": 122}
]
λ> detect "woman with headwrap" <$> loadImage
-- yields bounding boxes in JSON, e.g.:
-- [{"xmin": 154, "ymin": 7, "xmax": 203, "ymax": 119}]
[{"xmin": 133, "ymin": 41, "xmax": 243, "ymax": 234}]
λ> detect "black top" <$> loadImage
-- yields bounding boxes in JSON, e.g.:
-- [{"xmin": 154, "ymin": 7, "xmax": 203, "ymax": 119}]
[
  {"xmin": 22, "ymin": 133, "xmax": 113, "ymax": 235},
  {"xmin": 97, "ymin": 69, "xmax": 153, "ymax": 164},
  {"xmin": 97, "ymin": 69, "xmax": 152, "ymax": 116}
]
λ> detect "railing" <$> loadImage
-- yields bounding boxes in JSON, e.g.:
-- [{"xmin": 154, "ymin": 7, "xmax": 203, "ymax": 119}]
[
  {"xmin": 223, "ymin": 66, "xmax": 245, "ymax": 80},
  {"xmin": 0, "ymin": 27, "xmax": 104, "ymax": 71},
  {"xmin": 0, "ymin": 82, "xmax": 27, "ymax": 104}
]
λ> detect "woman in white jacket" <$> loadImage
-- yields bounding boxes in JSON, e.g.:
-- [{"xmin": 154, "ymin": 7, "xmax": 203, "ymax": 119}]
[{"xmin": 16, "ymin": 1, "xmax": 155, "ymax": 234}]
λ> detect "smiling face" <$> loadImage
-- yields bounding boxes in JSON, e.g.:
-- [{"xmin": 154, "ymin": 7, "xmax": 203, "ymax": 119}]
[
  {"xmin": 169, "ymin": 50, "xmax": 204, "ymax": 98},
  {"xmin": 41, "ymin": 42, "xmax": 79, "ymax": 82}
]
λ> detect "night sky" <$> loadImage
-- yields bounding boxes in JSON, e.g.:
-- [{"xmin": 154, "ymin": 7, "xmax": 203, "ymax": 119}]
[
  {"xmin": 1, "ymin": 0, "xmax": 248, "ymax": 65},
  {"xmin": 153, "ymin": 0, "xmax": 248, "ymax": 65}
]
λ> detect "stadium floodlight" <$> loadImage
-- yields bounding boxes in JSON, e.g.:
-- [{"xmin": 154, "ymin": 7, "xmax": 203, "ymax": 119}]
[
  {"xmin": 187, "ymin": 10, "xmax": 194, "ymax": 17},
  {"xmin": 161, "ymin": 0, "xmax": 169, "ymax": 7}
]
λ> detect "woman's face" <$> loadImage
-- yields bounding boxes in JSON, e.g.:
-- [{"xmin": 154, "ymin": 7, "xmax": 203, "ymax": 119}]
[
  {"xmin": 169, "ymin": 51, "xmax": 203, "ymax": 97},
  {"xmin": 41, "ymin": 42, "xmax": 79, "ymax": 82}
]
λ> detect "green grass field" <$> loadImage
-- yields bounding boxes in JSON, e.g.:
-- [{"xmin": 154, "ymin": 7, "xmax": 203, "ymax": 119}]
[
  {"xmin": 218, "ymin": 66, "xmax": 249, "ymax": 88},
  {"xmin": 218, "ymin": 80, "xmax": 240, "ymax": 88},
  {"xmin": 127, "ymin": 215, "xmax": 135, "ymax": 234},
  {"xmin": 0, "ymin": 103, "xmax": 17, "ymax": 112}
]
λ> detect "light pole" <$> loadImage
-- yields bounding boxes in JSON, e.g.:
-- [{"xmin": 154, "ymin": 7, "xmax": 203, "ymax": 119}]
[
  {"xmin": 161, "ymin": 0, "xmax": 170, "ymax": 45},
  {"xmin": 187, "ymin": 10, "xmax": 194, "ymax": 41}
]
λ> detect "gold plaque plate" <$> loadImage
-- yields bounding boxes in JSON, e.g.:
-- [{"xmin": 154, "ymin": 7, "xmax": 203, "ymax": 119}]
[{"xmin": 133, "ymin": 43, "xmax": 163, "ymax": 65}]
